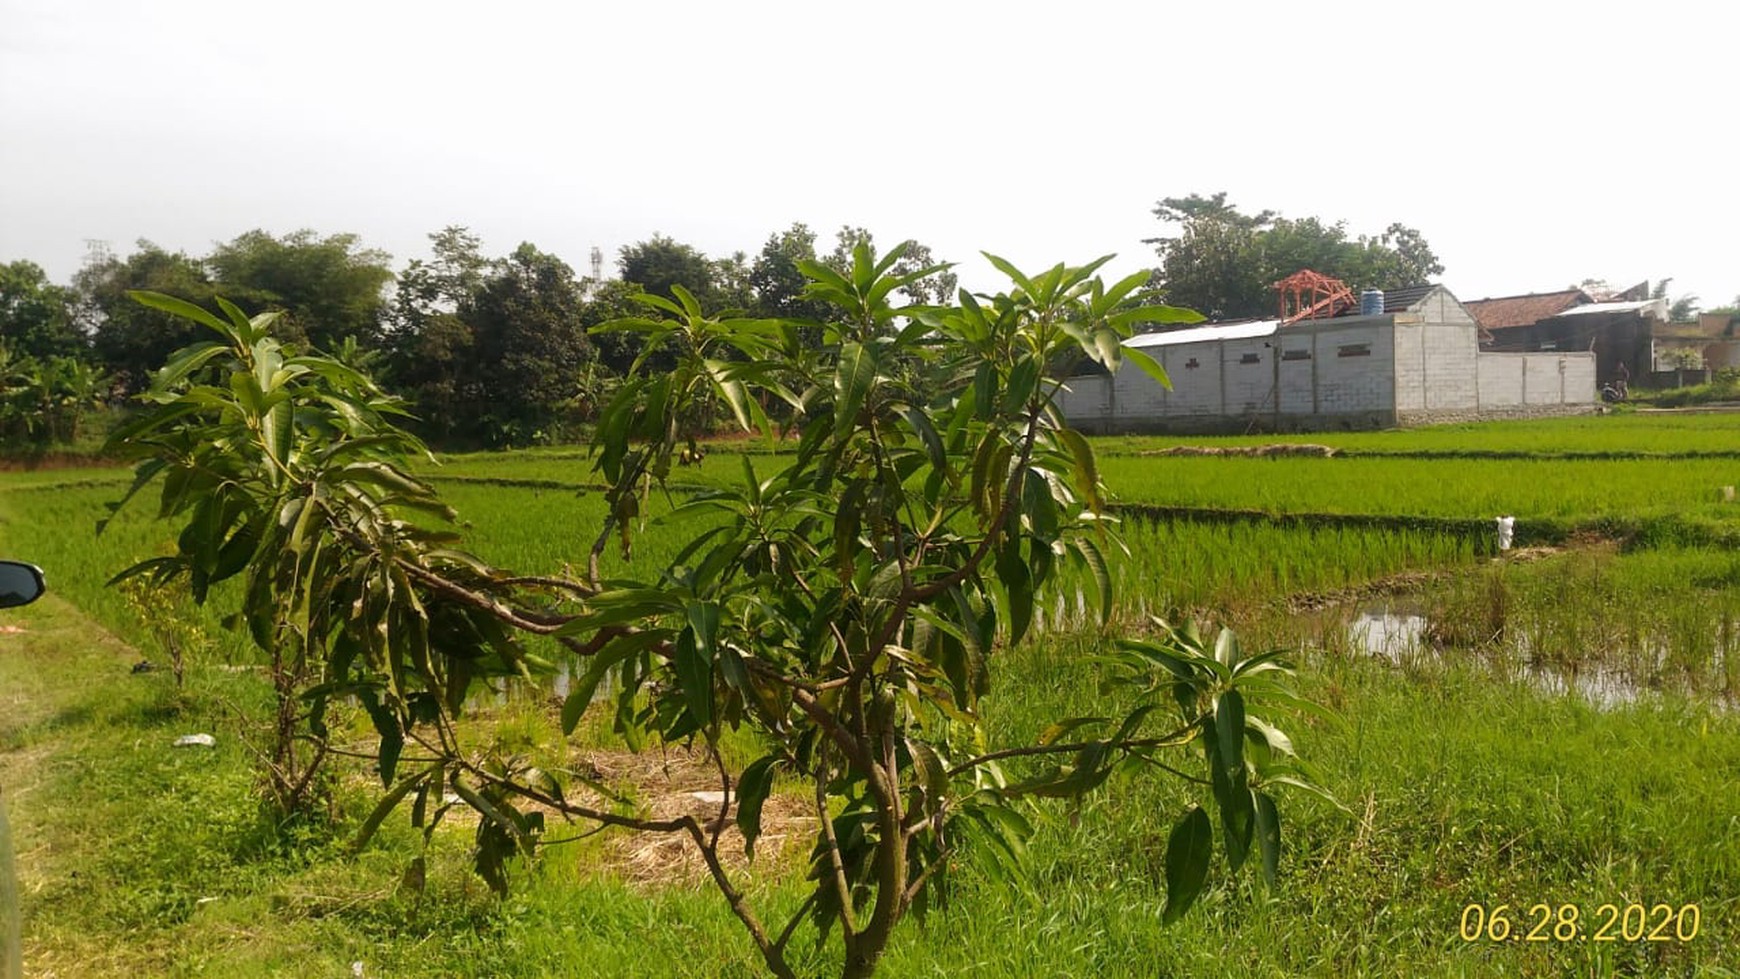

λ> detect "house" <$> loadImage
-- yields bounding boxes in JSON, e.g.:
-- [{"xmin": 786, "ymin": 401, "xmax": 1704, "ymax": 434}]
[
  {"xmin": 1653, "ymin": 312, "xmax": 1740, "ymax": 377},
  {"xmin": 1466, "ymin": 287, "xmax": 1662, "ymax": 385},
  {"xmin": 1058, "ymin": 285, "xmax": 1597, "ymax": 435}
]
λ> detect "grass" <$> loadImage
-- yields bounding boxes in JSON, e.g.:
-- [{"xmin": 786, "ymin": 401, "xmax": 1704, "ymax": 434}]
[
  {"xmin": 7, "ymin": 414, "xmax": 1740, "ymax": 975},
  {"xmin": 3, "ymin": 585, "xmax": 1736, "ymax": 976},
  {"xmin": 1089, "ymin": 411, "xmax": 1740, "ymax": 457},
  {"xmin": 1096, "ymin": 455, "xmax": 1740, "ymax": 524}
]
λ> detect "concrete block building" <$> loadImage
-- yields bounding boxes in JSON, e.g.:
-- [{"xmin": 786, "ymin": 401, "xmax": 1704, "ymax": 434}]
[{"xmin": 1058, "ymin": 285, "xmax": 1597, "ymax": 435}]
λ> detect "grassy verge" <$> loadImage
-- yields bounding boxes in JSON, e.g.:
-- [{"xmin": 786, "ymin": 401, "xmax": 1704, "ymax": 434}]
[{"xmin": 3, "ymin": 589, "xmax": 1737, "ymax": 975}]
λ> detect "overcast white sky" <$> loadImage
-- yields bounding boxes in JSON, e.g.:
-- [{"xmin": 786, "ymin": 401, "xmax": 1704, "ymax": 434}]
[{"xmin": 2, "ymin": 0, "xmax": 1735, "ymax": 309}]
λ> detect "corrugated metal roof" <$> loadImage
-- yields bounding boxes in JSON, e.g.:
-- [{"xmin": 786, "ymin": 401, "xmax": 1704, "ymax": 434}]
[
  {"xmin": 1552, "ymin": 298, "xmax": 1667, "ymax": 318},
  {"xmin": 1125, "ymin": 320, "xmax": 1281, "ymax": 349}
]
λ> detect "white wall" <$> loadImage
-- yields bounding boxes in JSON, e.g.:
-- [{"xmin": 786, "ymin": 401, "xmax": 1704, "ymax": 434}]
[
  {"xmin": 1311, "ymin": 321, "xmax": 1394, "ymax": 416},
  {"xmin": 1475, "ymin": 352, "xmax": 1596, "ymax": 407}
]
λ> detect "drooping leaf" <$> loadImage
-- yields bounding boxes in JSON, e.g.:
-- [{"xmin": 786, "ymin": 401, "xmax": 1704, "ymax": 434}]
[
  {"xmin": 735, "ymin": 754, "xmax": 779, "ymax": 858},
  {"xmin": 1162, "ymin": 805, "xmax": 1213, "ymax": 924},
  {"xmin": 1252, "ymin": 791, "xmax": 1281, "ymax": 888}
]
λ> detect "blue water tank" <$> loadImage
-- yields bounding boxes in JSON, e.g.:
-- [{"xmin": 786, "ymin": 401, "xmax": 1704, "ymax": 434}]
[{"xmin": 1360, "ymin": 289, "xmax": 1385, "ymax": 317}]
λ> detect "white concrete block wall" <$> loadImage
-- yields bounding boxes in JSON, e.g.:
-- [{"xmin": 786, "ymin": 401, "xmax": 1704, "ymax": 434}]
[
  {"xmin": 1157, "ymin": 343, "xmax": 1221, "ymax": 415},
  {"xmin": 1561, "ymin": 354, "xmax": 1596, "ymax": 402},
  {"xmin": 1419, "ymin": 322, "xmax": 1480, "ymax": 409},
  {"xmin": 1277, "ymin": 340, "xmax": 1316, "ymax": 414},
  {"xmin": 1478, "ymin": 356, "xmax": 1526, "ymax": 406},
  {"xmin": 1111, "ymin": 355, "xmax": 1169, "ymax": 416},
  {"xmin": 1054, "ymin": 374, "xmax": 1110, "ymax": 425},
  {"xmin": 1474, "ymin": 353, "xmax": 1597, "ymax": 408},
  {"xmin": 1222, "ymin": 338, "xmax": 1274, "ymax": 415},
  {"xmin": 1311, "ymin": 323, "xmax": 1394, "ymax": 413},
  {"xmin": 1523, "ymin": 355, "xmax": 1563, "ymax": 405},
  {"xmin": 1393, "ymin": 323, "xmax": 1425, "ymax": 411}
]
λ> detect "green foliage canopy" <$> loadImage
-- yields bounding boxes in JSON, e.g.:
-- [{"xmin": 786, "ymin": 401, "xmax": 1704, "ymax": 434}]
[{"xmin": 1146, "ymin": 192, "xmax": 1444, "ymax": 321}]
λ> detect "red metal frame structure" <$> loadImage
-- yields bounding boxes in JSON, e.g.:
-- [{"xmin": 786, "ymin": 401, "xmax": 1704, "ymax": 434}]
[{"xmin": 1275, "ymin": 269, "xmax": 1355, "ymax": 324}]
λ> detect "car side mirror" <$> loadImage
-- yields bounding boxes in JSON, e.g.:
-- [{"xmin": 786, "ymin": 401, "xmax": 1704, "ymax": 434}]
[{"xmin": 0, "ymin": 561, "xmax": 45, "ymax": 609}]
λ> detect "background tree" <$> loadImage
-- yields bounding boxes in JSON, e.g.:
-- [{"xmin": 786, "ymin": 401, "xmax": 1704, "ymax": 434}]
[
  {"xmin": 709, "ymin": 250, "xmax": 756, "ymax": 313},
  {"xmin": 465, "ymin": 243, "xmax": 594, "ymax": 445},
  {"xmin": 75, "ymin": 242, "xmax": 223, "ymax": 393},
  {"xmin": 618, "ymin": 234, "xmax": 718, "ymax": 306},
  {"xmin": 391, "ymin": 226, "xmax": 489, "ymax": 336},
  {"xmin": 386, "ymin": 227, "xmax": 491, "ymax": 443},
  {"xmin": 1146, "ymin": 192, "xmax": 1443, "ymax": 320},
  {"xmin": 748, "ymin": 223, "xmax": 833, "ymax": 321},
  {"xmin": 580, "ymin": 278, "xmax": 654, "ymax": 377},
  {"xmin": 1650, "ymin": 278, "xmax": 1701, "ymax": 322},
  {"xmin": 206, "ymin": 229, "xmax": 394, "ymax": 351},
  {"xmin": 0, "ymin": 261, "xmax": 85, "ymax": 361}
]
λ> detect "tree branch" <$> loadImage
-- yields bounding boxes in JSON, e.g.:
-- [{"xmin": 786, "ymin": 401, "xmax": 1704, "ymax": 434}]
[{"xmin": 945, "ymin": 723, "xmax": 1203, "ymax": 779}]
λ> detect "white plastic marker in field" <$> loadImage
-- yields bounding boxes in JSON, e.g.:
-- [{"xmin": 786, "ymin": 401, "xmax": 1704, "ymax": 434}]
[{"xmin": 1496, "ymin": 516, "xmax": 1515, "ymax": 551}]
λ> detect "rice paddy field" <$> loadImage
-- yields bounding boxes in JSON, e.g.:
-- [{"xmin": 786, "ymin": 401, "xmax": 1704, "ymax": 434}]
[{"xmin": 2, "ymin": 412, "xmax": 1738, "ymax": 977}]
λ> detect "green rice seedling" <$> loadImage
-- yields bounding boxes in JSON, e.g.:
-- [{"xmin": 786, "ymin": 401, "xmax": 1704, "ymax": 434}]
[
  {"xmin": 1092, "ymin": 411, "xmax": 1740, "ymax": 458},
  {"xmin": 1041, "ymin": 517, "xmax": 1480, "ymax": 630},
  {"xmin": 1097, "ymin": 454, "xmax": 1740, "ymax": 526}
]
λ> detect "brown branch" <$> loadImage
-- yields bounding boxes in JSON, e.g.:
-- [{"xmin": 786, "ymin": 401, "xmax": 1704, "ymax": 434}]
[
  {"xmin": 496, "ymin": 574, "xmax": 597, "ymax": 597},
  {"xmin": 945, "ymin": 719, "xmax": 1204, "ymax": 778},
  {"xmin": 678, "ymin": 813, "xmax": 795, "ymax": 979},
  {"xmin": 792, "ymin": 687, "xmax": 870, "ymax": 771},
  {"xmin": 814, "ymin": 751, "xmax": 859, "ymax": 939},
  {"xmin": 902, "ymin": 849, "xmax": 950, "ymax": 905},
  {"xmin": 392, "ymin": 557, "xmax": 575, "ymax": 635},
  {"xmin": 773, "ymin": 892, "xmax": 820, "ymax": 955},
  {"xmin": 707, "ymin": 741, "xmax": 733, "ymax": 852}
]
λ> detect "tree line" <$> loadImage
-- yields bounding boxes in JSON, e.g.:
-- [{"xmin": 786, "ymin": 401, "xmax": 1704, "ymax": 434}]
[
  {"xmin": 0, "ymin": 224, "xmax": 956, "ymax": 449},
  {"xmin": 7, "ymin": 195, "xmax": 1623, "ymax": 450}
]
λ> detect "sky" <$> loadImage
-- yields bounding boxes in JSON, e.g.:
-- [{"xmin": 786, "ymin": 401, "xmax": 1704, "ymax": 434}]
[{"xmin": 2, "ymin": 0, "xmax": 1736, "ymax": 310}]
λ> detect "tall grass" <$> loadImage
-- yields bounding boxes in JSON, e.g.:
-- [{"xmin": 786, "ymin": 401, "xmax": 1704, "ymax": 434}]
[
  {"xmin": 1037, "ymin": 519, "xmax": 1479, "ymax": 632},
  {"xmin": 1421, "ymin": 547, "xmax": 1740, "ymax": 701}
]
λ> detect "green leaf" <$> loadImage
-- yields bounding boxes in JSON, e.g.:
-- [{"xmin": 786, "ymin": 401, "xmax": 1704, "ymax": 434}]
[
  {"xmin": 905, "ymin": 738, "xmax": 948, "ymax": 805},
  {"xmin": 981, "ymin": 252, "xmax": 1036, "ymax": 297},
  {"xmin": 128, "ymin": 290, "xmax": 233, "ymax": 337},
  {"xmin": 1252, "ymin": 791, "xmax": 1281, "ymax": 888},
  {"xmin": 1120, "ymin": 346, "xmax": 1173, "ymax": 391},
  {"xmin": 1001, "ymin": 358, "xmax": 1039, "ymax": 415},
  {"xmin": 834, "ymin": 342, "xmax": 876, "ymax": 438},
  {"xmin": 348, "ymin": 767, "xmax": 432, "ymax": 855},
  {"xmin": 1211, "ymin": 691, "xmax": 1254, "ymax": 872},
  {"xmin": 674, "ymin": 607, "xmax": 719, "ymax": 728},
  {"xmin": 559, "ymin": 633, "xmax": 660, "ymax": 735},
  {"xmin": 1110, "ymin": 305, "xmax": 1205, "ymax": 329},
  {"xmin": 1072, "ymin": 538, "xmax": 1113, "ymax": 626},
  {"xmin": 1162, "ymin": 805, "xmax": 1213, "ymax": 924},
  {"xmin": 736, "ymin": 755, "xmax": 779, "ymax": 858},
  {"xmin": 995, "ymin": 538, "xmax": 1033, "ymax": 645},
  {"xmin": 1214, "ymin": 690, "xmax": 1245, "ymax": 777},
  {"xmin": 901, "ymin": 405, "xmax": 948, "ymax": 475},
  {"xmin": 1056, "ymin": 429, "xmax": 1102, "ymax": 512}
]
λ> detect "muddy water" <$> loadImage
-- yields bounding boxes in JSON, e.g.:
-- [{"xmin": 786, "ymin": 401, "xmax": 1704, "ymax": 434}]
[{"xmin": 1347, "ymin": 603, "xmax": 1677, "ymax": 709}]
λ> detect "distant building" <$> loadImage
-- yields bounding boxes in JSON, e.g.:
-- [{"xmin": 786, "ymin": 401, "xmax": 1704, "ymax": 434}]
[
  {"xmin": 1467, "ymin": 288, "xmax": 1662, "ymax": 385},
  {"xmin": 1058, "ymin": 286, "xmax": 1597, "ymax": 435},
  {"xmin": 1654, "ymin": 312, "xmax": 1740, "ymax": 376}
]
